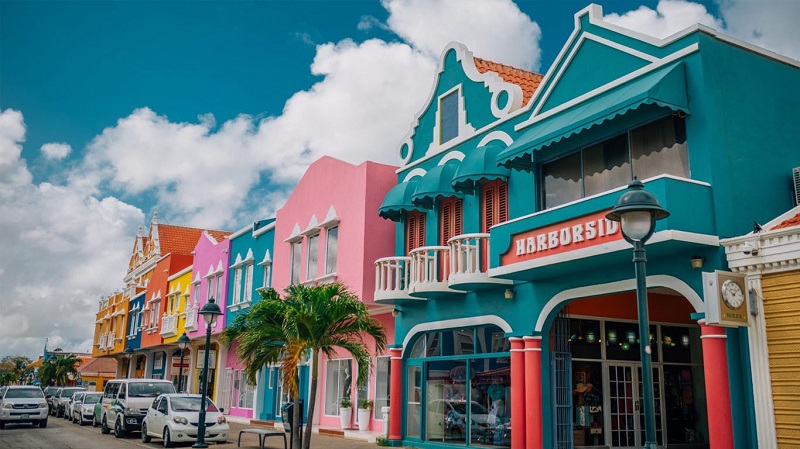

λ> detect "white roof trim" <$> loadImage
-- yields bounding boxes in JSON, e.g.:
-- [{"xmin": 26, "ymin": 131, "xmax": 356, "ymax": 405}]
[
  {"xmin": 284, "ymin": 224, "xmax": 302, "ymax": 243},
  {"xmin": 215, "ymin": 260, "xmax": 225, "ymax": 274},
  {"xmin": 229, "ymin": 223, "xmax": 253, "ymax": 239},
  {"xmin": 258, "ymin": 249, "xmax": 272, "ymax": 266},
  {"xmin": 203, "ymin": 230, "xmax": 219, "ymax": 245},
  {"xmin": 205, "ymin": 265, "xmax": 216, "ymax": 278},
  {"xmin": 192, "ymin": 273, "xmax": 202, "ymax": 285},
  {"xmin": 253, "ymin": 220, "xmax": 276, "ymax": 238},
  {"xmin": 319, "ymin": 206, "xmax": 340, "ymax": 229},
  {"xmin": 242, "ymin": 248, "xmax": 255, "ymax": 264},
  {"xmin": 302, "ymin": 215, "xmax": 319, "ymax": 236},
  {"xmin": 230, "ymin": 253, "xmax": 244, "ymax": 269}
]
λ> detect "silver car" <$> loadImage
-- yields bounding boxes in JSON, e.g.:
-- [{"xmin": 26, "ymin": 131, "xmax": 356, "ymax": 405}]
[
  {"xmin": 71, "ymin": 392, "xmax": 102, "ymax": 425},
  {"xmin": 0, "ymin": 386, "xmax": 48, "ymax": 428},
  {"xmin": 52, "ymin": 387, "xmax": 85, "ymax": 417}
]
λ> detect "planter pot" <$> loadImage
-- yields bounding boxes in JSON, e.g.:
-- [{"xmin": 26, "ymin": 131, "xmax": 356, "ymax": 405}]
[
  {"xmin": 357, "ymin": 408, "xmax": 371, "ymax": 431},
  {"xmin": 339, "ymin": 407, "xmax": 352, "ymax": 429}
]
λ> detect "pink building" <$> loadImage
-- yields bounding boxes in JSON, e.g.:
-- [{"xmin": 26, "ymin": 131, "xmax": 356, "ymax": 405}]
[{"xmin": 272, "ymin": 156, "xmax": 397, "ymax": 432}]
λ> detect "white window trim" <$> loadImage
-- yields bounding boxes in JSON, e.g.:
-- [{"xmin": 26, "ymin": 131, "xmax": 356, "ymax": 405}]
[
  {"xmin": 324, "ymin": 225, "xmax": 338, "ymax": 276},
  {"xmin": 232, "ymin": 267, "xmax": 242, "ymax": 305},
  {"xmin": 323, "ymin": 358, "xmax": 353, "ymax": 417},
  {"xmin": 374, "ymin": 356, "xmax": 391, "ymax": 419},
  {"xmin": 243, "ymin": 262, "xmax": 254, "ymax": 302}
]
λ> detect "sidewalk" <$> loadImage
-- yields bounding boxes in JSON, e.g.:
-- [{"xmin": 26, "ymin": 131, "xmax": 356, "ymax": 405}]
[{"xmin": 224, "ymin": 419, "xmax": 382, "ymax": 449}]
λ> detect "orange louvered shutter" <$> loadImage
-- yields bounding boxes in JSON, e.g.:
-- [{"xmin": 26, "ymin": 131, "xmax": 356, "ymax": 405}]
[
  {"xmin": 406, "ymin": 211, "xmax": 426, "ymax": 253},
  {"xmin": 440, "ymin": 198, "xmax": 463, "ymax": 245},
  {"xmin": 482, "ymin": 180, "xmax": 508, "ymax": 232}
]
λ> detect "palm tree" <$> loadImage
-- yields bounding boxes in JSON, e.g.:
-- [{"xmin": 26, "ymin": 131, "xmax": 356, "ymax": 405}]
[
  {"xmin": 49, "ymin": 355, "xmax": 80, "ymax": 386},
  {"xmin": 222, "ymin": 283, "xmax": 387, "ymax": 449}
]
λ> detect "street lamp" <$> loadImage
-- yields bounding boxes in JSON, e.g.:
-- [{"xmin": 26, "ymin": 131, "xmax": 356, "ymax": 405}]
[
  {"xmin": 606, "ymin": 179, "xmax": 669, "ymax": 449},
  {"xmin": 193, "ymin": 298, "xmax": 222, "ymax": 449},
  {"xmin": 123, "ymin": 346, "xmax": 134, "ymax": 379},
  {"xmin": 177, "ymin": 332, "xmax": 191, "ymax": 393}
]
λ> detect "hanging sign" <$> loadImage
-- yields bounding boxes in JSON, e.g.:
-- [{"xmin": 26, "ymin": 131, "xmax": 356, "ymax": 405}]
[
  {"xmin": 702, "ymin": 271, "xmax": 749, "ymax": 327},
  {"xmin": 501, "ymin": 209, "xmax": 621, "ymax": 265}
]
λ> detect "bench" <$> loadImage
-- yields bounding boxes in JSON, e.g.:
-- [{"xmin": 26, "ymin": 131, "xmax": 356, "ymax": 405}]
[{"xmin": 237, "ymin": 428, "xmax": 287, "ymax": 449}]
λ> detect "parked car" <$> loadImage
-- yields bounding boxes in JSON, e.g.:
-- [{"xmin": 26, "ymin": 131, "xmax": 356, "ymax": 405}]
[
  {"xmin": 141, "ymin": 394, "xmax": 229, "ymax": 447},
  {"xmin": 92, "ymin": 399, "xmax": 103, "ymax": 427},
  {"xmin": 100, "ymin": 379, "xmax": 176, "ymax": 438},
  {"xmin": 71, "ymin": 392, "xmax": 102, "ymax": 425},
  {"xmin": 42, "ymin": 386, "xmax": 61, "ymax": 414},
  {"xmin": 0, "ymin": 386, "xmax": 48, "ymax": 429},
  {"xmin": 64, "ymin": 391, "xmax": 83, "ymax": 420},
  {"xmin": 52, "ymin": 387, "xmax": 85, "ymax": 417}
]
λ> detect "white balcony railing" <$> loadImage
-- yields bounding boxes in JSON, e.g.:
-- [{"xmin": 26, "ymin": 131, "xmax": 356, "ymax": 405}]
[
  {"xmin": 408, "ymin": 246, "xmax": 463, "ymax": 298},
  {"xmin": 160, "ymin": 314, "xmax": 177, "ymax": 337},
  {"xmin": 374, "ymin": 256, "xmax": 414, "ymax": 302},
  {"xmin": 184, "ymin": 306, "xmax": 199, "ymax": 332},
  {"xmin": 447, "ymin": 233, "xmax": 512, "ymax": 289}
]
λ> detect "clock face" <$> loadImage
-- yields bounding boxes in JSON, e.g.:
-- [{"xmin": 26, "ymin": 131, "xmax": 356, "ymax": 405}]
[{"xmin": 721, "ymin": 279, "xmax": 745, "ymax": 309}]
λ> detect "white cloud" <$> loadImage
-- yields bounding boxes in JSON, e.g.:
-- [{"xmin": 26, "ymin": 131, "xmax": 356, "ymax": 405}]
[
  {"xmin": 383, "ymin": 0, "xmax": 542, "ymax": 71},
  {"xmin": 0, "ymin": 108, "xmax": 144, "ymax": 358},
  {"xmin": 604, "ymin": 0, "xmax": 723, "ymax": 38},
  {"xmin": 41, "ymin": 142, "xmax": 72, "ymax": 160}
]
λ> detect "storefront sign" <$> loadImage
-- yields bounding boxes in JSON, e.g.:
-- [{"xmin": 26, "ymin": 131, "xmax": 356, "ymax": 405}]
[
  {"xmin": 702, "ymin": 271, "xmax": 749, "ymax": 327},
  {"xmin": 501, "ymin": 209, "xmax": 622, "ymax": 265},
  {"xmin": 171, "ymin": 356, "xmax": 189, "ymax": 376}
]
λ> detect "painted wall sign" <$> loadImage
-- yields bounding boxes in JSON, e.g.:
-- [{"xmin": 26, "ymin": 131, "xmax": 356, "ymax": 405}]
[
  {"xmin": 501, "ymin": 209, "xmax": 621, "ymax": 265},
  {"xmin": 702, "ymin": 271, "xmax": 749, "ymax": 327}
]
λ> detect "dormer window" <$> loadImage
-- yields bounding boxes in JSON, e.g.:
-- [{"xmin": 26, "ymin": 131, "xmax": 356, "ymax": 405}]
[{"xmin": 439, "ymin": 90, "xmax": 459, "ymax": 144}]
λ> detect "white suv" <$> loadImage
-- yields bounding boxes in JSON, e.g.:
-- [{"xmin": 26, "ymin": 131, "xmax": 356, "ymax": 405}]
[
  {"xmin": 101, "ymin": 379, "xmax": 176, "ymax": 438},
  {"xmin": 0, "ymin": 386, "xmax": 48, "ymax": 429}
]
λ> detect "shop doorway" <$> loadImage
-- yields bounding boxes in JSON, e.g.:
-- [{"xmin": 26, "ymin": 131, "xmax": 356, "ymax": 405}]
[{"xmin": 605, "ymin": 363, "xmax": 665, "ymax": 448}]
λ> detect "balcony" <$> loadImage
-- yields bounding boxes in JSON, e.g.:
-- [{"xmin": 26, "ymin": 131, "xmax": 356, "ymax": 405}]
[
  {"xmin": 447, "ymin": 233, "xmax": 513, "ymax": 291},
  {"xmin": 374, "ymin": 257, "xmax": 415, "ymax": 303},
  {"xmin": 184, "ymin": 306, "xmax": 199, "ymax": 332},
  {"xmin": 408, "ymin": 246, "xmax": 464, "ymax": 298},
  {"xmin": 160, "ymin": 314, "xmax": 178, "ymax": 338}
]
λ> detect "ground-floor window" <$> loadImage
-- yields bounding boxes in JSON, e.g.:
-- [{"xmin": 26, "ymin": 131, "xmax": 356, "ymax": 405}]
[
  {"xmin": 405, "ymin": 325, "xmax": 511, "ymax": 447},
  {"xmin": 324, "ymin": 359, "xmax": 352, "ymax": 416},
  {"xmin": 238, "ymin": 372, "xmax": 255, "ymax": 409},
  {"xmin": 562, "ymin": 317, "xmax": 706, "ymax": 448},
  {"xmin": 374, "ymin": 356, "xmax": 390, "ymax": 420}
]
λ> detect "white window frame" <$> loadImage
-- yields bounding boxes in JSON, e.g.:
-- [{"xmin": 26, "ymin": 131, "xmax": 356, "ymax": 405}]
[
  {"xmin": 324, "ymin": 358, "xmax": 353, "ymax": 416},
  {"xmin": 243, "ymin": 263, "xmax": 254, "ymax": 302},
  {"xmin": 215, "ymin": 273, "xmax": 223, "ymax": 302},
  {"xmin": 306, "ymin": 233, "xmax": 319, "ymax": 280},
  {"xmin": 324, "ymin": 226, "xmax": 338, "ymax": 275},
  {"xmin": 374, "ymin": 356, "xmax": 390, "ymax": 419},
  {"xmin": 232, "ymin": 267, "xmax": 242, "ymax": 305},
  {"xmin": 206, "ymin": 277, "xmax": 214, "ymax": 301},
  {"xmin": 290, "ymin": 241, "xmax": 302, "ymax": 285}
]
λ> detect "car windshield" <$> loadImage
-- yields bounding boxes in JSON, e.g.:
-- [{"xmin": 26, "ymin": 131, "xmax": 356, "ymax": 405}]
[
  {"xmin": 128, "ymin": 382, "xmax": 175, "ymax": 398},
  {"xmin": 83, "ymin": 395, "xmax": 102, "ymax": 404},
  {"xmin": 170, "ymin": 397, "xmax": 219, "ymax": 412},
  {"xmin": 62, "ymin": 388, "xmax": 83, "ymax": 395},
  {"xmin": 4, "ymin": 389, "xmax": 45, "ymax": 399}
]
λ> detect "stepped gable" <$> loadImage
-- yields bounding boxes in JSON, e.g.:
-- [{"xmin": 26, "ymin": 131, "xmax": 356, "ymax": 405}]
[{"xmin": 473, "ymin": 57, "xmax": 544, "ymax": 105}]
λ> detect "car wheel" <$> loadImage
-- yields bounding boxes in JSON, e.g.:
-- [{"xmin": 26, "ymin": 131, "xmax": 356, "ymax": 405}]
[
  {"xmin": 141, "ymin": 422, "xmax": 151, "ymax": 443},
  {"xmin": 114, "ymin": 417, "xmax": 125, "ymax": 438},
  {"xmin": 163, "ymin": 427, "xmax": 173, "ymax": 448},
  {"xmin": 101, "ymin": 416, "xmax": 110, "ymax": 434},
  {"xmin": 38, "ymin": 418, "xmax": 47, "ymax": 428}
]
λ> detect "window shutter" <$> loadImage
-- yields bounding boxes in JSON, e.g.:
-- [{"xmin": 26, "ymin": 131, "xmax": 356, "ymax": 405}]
[
  {"xmin": 483, "ymin": 185, "xmax": 495, "ymax": 230},
  {"xmin": 498, "ymin": 181, "xmax": 508, "ymax": 223},
  {"xmin": 406, "ymin": 211, "xmax": 426, "ymax": 252},
  {"xmin": 417, "ymin": 215, "xmax": 426, "ymax": 249},
  {"xmin": 482, "ymin": 180, "xmax": 508, "ymax": 232},
  {"xmin": 441, "ymin": 200, "xmax": 452, "ymax": 244},
  {"xmin": 440, "ymin": 198, "xmax": 463, "ymax": 245},
  {"xmin": 454, "ymin": 199, "xmax": 463, "ymax": 237}
]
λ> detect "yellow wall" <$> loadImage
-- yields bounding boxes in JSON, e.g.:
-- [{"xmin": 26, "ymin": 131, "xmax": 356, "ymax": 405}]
[
  {"xmin": 761, "ymin": 271, "xmax": 800, "ymax": 447},
  {"xmin": 92, "ymin": 291, "xmax": 129, "ymax": 357},
  {"xmin": 163, "ymin": 268, "xmax": 193, "ymax": 344}
]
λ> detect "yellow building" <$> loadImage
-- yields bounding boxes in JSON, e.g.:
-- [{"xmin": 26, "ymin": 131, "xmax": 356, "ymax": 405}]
[
  {"xmin": 92, "ymin": 291, "xmax": 128, "ymax": 363},
  {"xmin": 162, "ymin": 265, "xmax": 193, "ymax": 344}
]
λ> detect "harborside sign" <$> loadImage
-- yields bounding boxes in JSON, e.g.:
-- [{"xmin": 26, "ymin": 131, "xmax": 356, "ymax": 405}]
[{"xmin": 502, "ymin": 209, "xmax": 622, "ymax": 265}]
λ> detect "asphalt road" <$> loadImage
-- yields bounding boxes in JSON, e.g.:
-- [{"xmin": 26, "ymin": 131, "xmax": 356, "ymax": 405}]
[{"xmin": 0, "ymin": 416, "xmax": 378, "ymax": 449}]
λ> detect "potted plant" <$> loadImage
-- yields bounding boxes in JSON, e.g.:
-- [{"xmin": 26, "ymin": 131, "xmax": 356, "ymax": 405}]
[
  {"xmin": 339, "ymin": 397, "xmax": 352, "ymax": 429},
  {"xmin": 357, "ymin": 398, "xmax": 373, "ymax": 431}
]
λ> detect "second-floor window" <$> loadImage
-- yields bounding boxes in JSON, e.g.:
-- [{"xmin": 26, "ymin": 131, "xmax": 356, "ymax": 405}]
[
  {"xmin": 290, "ymin": 241, "xmax": 302, "ymax": 285},
  {"xmin": 192, "ymin": 281, "xmax": 200, "ymax": 308},
  {"xmin": 406, "ymin": 211, "xmax": 426, "ymax": 253},
  {"xmin": 541, "ymin": 115, "xmax": 688, "ymax": 209},
  {"xmin": 482, "ymin": 179, "xmax": 508, "ymax": 231},
  {"xmin": 207, "ymin": 277, "xmax": 215, "ymax": 301},
  {"xmin": 325, "ymin": 226, "xmax": 338, "ymax": 275},
  {"xmin": 440, "ymin": 197, "xmax": 463, "ymax": 245},
  {"xmin": 243, "ymin": 262, "xmax": 253, "ymax": 302},
  {"xmin": 307, "ymin": 234, "xmax": 319, "ymax": 280},
  {"xmin": 440, "ymin": 90, "xmax": 459, "ymax": 144},
  {"xmin": 232, "ymin": 267, "xmax": 242, "ymax": 305},
  {"xmin": 215, "ymin": 273, "xmax": 223, "ymax": 302}
]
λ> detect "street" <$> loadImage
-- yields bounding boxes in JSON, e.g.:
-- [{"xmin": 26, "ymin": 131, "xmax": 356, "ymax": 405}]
[{"xmin": 0, "ymin": 418, "xmax": 378, "ymax": 449}]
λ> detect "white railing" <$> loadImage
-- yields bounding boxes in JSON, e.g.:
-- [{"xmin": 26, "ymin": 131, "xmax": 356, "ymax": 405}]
[
  {"xmin": 408, "ymin": 246, "xmax": 455, "ymax": 296},
  {"xmin": 447, "ymin": 233, "xmax": 513, "ymax": 289},
  {"xmin": 374, "ymin": 257, "xmax": 412, "ymax": 302},
  {"xmin": 160, "ymin": 314, "xmax": 177, "ymax": 337},
  {"xmin": 184, "ymin": 306, "xmax": 198, "ymax": 332}
]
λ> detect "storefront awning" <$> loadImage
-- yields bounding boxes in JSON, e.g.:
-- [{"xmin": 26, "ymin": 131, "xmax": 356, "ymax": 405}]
[
  {"xmin": 411, "ymin": 159, "xmax": 463, "ymax": 209},
  {"xmin": 378, "ymin": 178, "xmax": 425, "ymax": 221},
  {"xmin": 497, "ymin": 62, "xmax": 690, "ymax": 169},
  {"xmin": 451, "ymin": 143, "xmax": 510, "ymax": 192}
]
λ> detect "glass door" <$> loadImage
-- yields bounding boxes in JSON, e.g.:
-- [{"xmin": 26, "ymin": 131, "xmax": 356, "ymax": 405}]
[{"xmin": 607, "ymin": 363, "xmax": 665, "ymax": 448}]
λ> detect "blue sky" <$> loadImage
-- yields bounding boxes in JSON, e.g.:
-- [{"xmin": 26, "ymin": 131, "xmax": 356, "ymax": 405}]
[{"xmin": 0, "ymin": 0, "xmax": 797, "ymax": 358}]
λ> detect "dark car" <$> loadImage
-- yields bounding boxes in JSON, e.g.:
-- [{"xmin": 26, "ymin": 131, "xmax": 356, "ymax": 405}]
[{"xmin": 42, "ymin": 386, "xmax": 62, "ymax": 414}]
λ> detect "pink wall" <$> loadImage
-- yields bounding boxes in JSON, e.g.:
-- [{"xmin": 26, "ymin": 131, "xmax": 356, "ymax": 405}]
[{"xmin": 187, "ymin": 232, "xmax": 230, "ymax": 340}]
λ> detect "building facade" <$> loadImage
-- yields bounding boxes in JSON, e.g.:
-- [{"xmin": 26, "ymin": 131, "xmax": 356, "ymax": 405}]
[{"xmin": 378, "ymin": 5, "xmax": 800, "ymax": 449}]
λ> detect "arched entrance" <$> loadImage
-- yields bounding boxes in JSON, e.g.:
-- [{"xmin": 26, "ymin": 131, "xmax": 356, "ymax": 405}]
[{"xmin": 541, "ymin": 285, "xmax": 709, "ymax": 449}]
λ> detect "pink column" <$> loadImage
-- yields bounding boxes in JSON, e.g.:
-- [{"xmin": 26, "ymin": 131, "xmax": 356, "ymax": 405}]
[
  {"xmin": 699, "ymin": 320, "xmax": 734, "ymax": 449},
  {"xmin": 388, "ymin": 347, "xmax": 403, "ymax": 441},
  {"xmin": 510, "ymin": 338, "xmax": 526, "ymax": 449},
  {"xmin": 524, "ymin": 336, "xmax": 543, "ymax": 449}
]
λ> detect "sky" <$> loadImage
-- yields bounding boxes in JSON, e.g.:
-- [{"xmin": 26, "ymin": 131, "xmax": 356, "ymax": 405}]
[{"xmin": 1, "ymin": 0, "xmax": 798, "ymax": 359}]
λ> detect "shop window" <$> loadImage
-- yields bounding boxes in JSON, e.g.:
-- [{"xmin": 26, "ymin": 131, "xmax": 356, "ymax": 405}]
[
  {"xmin": 660, "ymin": 325, "xmax": 696, "ymax": 364},
  {"xmin": 440, "ymin": 91, "xmax": 459, "ymax": 144},
  {"xmin": 239, "ymin": 374, "xmax": 254, "ymax": 409},
  {"xmin": 374, "ymin": 356, "xmax": 390, "ymax": 420},
  {"xmin": 540, "ymin": 116, "xmax": 689, "ymax": 209},
  {"xmin": 569, "ymin": 318, "xmax": 602, "ymax": 360},
  {"xmin": 406, "ymin": 366, "xmax": 422, "ymax": 438},
  {"xmin": 406, "ymin": 211, "xmax": 426, "ymax": 253},
  {"xmin": 663, "ymin": 365, "xmax": 704, "ymax": 444},
  {"xmin": 472, "ymin": 357, "xmax": 512, "ymax": 447},
  {"xmin": 572, "ymin": 361, "xmax": 604, "ymax": 446},
  {"xmin": 605, "ymin": 322, "xmax": 658, "ymax": 362},
  {"xmin": 426, "ymin": 359, "xmax": 468, "ymax": 444},
  {"xmin": 324, "ymin": 359, "xmax": 352, "ymax": 416},
  {"xmin": 325, "ymin": 226, "xmax": 338, "ymax": 275},
  {"xmin": 440, "ymin": 197, "xmax": 463, "ymax": 245}
]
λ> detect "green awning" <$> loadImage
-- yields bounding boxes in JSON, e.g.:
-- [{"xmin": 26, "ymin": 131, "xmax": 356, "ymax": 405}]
[
  {"xmin": 411, "ymin": 160, "xmax": 463, "ymax": 208},
  {"xmin": 452, "ymin": 143, "xmax": 510, "ymax": 192},
  {"xmin": 378, "ymin": 178, "xmax": 424, "ymax": 221},
  {"xmin": 498, "ymin": 62, "xmax": 689, "ymax": 169}
]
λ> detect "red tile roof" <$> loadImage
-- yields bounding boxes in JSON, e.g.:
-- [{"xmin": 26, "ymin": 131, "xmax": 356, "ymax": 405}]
[
  {"xmin": 78, "ymin": 357, "xmax": 118, "ymax": 376},
  {"xmin": 771, "ymin": 212, "xmax": 800, "ymax": 230},
  {"xmin": 157, "ymin": 224, "xmax": 230, "ymax": 255},
  {"xmin": 473, "ymin": 57, "xmax": 544, "ymax": 105}
]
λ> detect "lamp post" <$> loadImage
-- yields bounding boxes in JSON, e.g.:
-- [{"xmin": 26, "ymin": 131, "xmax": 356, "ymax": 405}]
[
  {"xmin": 606, "ymin": 179, "xmax": 669, "ymax": 449},
  {"xmin": 123, "ymin": 346, "xmax": 134, "ymax": 379},
  {"xmin": 177, "ymin": 332, "xmax": 191, "ymax": 393},
  {"xmin": 193, "ymin": 298, "xmax": 222, "ymax": 449}
]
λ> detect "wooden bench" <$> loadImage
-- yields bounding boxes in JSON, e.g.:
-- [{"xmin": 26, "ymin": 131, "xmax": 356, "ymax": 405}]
[{"xmin": 237, "ymin": 428, "xmax": 287, "ymax": 449}]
